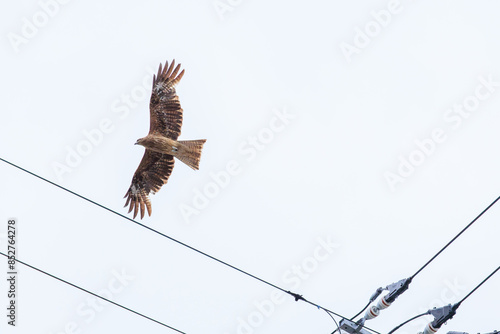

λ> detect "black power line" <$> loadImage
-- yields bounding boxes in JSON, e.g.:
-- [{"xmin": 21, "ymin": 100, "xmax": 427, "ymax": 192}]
[
  {"xmin": 347, "ymin": 195, "xmax": 500, "ymax": 325},
  {"xmin": 350, "ymin": 300, "xmax": 372, "ymax": 321},
  {"xmin": 388, "ymin": 264, "xmax": 500, "ymax": 334},
  {"xmin": 0, "ymin": 157, "xmax": 381, "ymax": 334},
  {"xmin": 0, "ymin": 157, "xmax": 285, "ymax": 292},
  {"xmin": 0, "ymin": 251, "xmax": 186, "ymax": 334},
  {"xmin": 458, "ymin": 265, "xmax": 500, "ymax": 305},
  {"xmin": 326, "ymin": 195, "xmax": 500, "ymax": 334},
  {"xmin": 411, "ymin": 196, "xmax": 500, "ymax": 279},
  {"xmin": 387, "ymin": 312, "xmax": 428, "ymax": 334},
  {"xmin": 323, "ymin": 309, "xmax": 342, "ymax": 334}
]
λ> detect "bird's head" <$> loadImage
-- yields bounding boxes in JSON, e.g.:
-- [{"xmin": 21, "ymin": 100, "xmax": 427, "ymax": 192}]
[{"xmin": 135, "ymin": 138, "xmax": 145, "ymax": 146}]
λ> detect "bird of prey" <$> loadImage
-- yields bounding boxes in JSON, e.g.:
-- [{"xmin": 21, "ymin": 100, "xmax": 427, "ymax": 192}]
[{"xmin": 124, "ymin": 60, "xmax": 206, "ymax": 219}]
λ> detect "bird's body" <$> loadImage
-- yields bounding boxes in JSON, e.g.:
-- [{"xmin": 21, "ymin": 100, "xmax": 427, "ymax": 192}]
[
  {"xmin": 124, "ymin": 60, "xmax": 206, "ymax": 219},
  {"xmin": 136, "ymin": 135, "xmax": 179, "ymax": 154},
  {"xmin": 136, "ymin": 135, "xmax": 206, "ymax": 170}
]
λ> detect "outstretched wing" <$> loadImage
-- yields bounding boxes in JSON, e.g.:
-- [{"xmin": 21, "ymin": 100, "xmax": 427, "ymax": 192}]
[
  {"xmin": 149, "ymin": 60, "xmax": 185, "ymax": 140},
  {"xmin": 124, "ymin": 150, "xmax": 175, "ymax": 219}
]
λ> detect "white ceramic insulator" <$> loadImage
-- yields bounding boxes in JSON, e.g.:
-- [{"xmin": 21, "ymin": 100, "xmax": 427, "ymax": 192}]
[
  {"xmin": 376, "ymin": 295, "xmax": 391, "ymax": 310},
  {"xmin": 423, "ymin": 322, "xmax": 438, "ymax": 334},
  {"xmin": 364, "ymin": 305, "xmax": 380, "ymax": 320}
]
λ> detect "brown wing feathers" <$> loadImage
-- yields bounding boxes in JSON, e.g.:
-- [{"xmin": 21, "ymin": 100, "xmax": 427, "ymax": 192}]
[
  {"xmin": 153, "ymin": 59, "xmax": 185, "ymax": 91},
  {"xmin": 124, "ymin": 186, "xmax": 150, "ymax": 219},
  {"xmin": 149, "ymin": 60, "xmax": 185, "ymax": 140},
  {"xmin": 124, "ymin": 151, "xmax": 175, "ymax": 219},
  {"xmin": 124, "ymin": 60, "xmax": 185, "ymax": 219}
]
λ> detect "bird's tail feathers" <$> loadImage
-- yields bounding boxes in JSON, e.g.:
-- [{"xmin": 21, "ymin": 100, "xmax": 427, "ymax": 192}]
[{"xmin": 176, "ymin": 139, "xmax": 206, "ymax": 170}]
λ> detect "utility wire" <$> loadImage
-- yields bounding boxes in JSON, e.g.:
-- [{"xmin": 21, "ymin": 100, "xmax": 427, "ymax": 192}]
[
  {"xmin": 288, "ymin": 294, "xmax": 381, "ymax": 334},
  {"xmin": 411, "ymin": 195, "xmax": 500, "ymax": 279},
  {"xmin": 386, "ymin": 312, "xmax": 429, "ymax": 334},
  {"xmin": 336, "ymin": 195, "xmax": 500, "ymax": 331},
  {"xmin": 457, "ymin": 265, "xmax": 500, "ymax": 305},
  {"xmin": 0, "ymin": 157, "xmax": 285, "ymax": 292},
  {"xmin": 0, "ymin": 157, "xmax": 381, "ymax": 334},
  {"xmin": 388, "ymin": 265, "xmax": 500, "ymax": 334},
  {"xmin": 323, "ymin": 309, "xmax": 341, "ymax": 334},
  {"xmin": 0, "ymin": 251, "xmax": 186, "ymax": 334},
  {"xmin": 349, "ymin": 300, "xmax": 371, "ymax": 320}
]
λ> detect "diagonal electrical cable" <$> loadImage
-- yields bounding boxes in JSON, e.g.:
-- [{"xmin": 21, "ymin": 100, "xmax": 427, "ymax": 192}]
[
  {"xmin": 329, "ymin": 300, "xmax": 373, "ymax": 334},
  {"xmin": 323, "ymin": 308, "xmax": 342, "ymax": 334},
  {"xmin": 387, "ymin": 312, "xmax": 429, "ymax": 334},
  {"xmin": 388, "ymin": 265, "xmax": 500, "ymax": 334},
  {"xmin": 350, "ymin": 300, "xmax": 371, "ymax": 320},
  {"xmin": 457, "ymin": 265, "xmax": 500, "ymax": 305},
  {"xmin": 0, "ymin": 157, "xmax": 381, "ymax": 334},
  {"xmin": 0, "ymin": 251, "xmax": 186, "ymax": 333},
  {"xmin": 411, "ymin": 195, "xmax": 500, "ymax": 279},
  {"xmin": 335, "ymin": 195, "xmax": 500, "ymax": 332},
  {"xmin": 0, "ymin": 157, "xmax": 285, "ymax": 293}
]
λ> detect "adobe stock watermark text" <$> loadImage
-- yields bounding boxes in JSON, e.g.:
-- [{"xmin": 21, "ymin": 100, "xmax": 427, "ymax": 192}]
[{"xmin": 384, "ymin": 74, "xmax": 499, "ymax": 191}]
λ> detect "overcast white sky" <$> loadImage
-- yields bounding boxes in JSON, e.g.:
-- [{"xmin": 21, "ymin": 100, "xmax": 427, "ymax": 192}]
[{"xmin": 1, "ymin": 1, "xmax": 500, "ymax": 334}]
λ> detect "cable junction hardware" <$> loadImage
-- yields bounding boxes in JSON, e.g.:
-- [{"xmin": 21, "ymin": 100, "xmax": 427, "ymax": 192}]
[
  {"xmin": 334, "ymin": 280, "xmax": 411, "ymax": 334},
  {"xmin": 338, "ymin": 305, "xmax": 381, "ymax": 334},
  {"xmin": 342, "ymin": 195, "xmax": 500, "ymax": 330},
  {"xmin": 387, "ymin": 265, "xmax": 500, "ymax": 334}
]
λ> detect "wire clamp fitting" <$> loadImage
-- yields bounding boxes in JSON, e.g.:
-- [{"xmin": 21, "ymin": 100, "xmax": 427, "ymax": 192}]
[
  {"xmin": 339, "ymin": 318, "xmax": 372, "ymax": 334},
  {"xmin": 287, "ymin": 291, "xmax": 305, "ymax": 302},
  {"xmin": 419, "ymin": 303, "xmax": 459, "ymax": 334}
]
